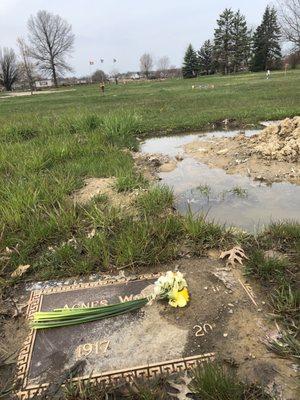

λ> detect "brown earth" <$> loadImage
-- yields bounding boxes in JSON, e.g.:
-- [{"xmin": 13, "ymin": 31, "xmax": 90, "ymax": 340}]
[
  {"xmin": 70, "ymin": 151, "xmax": 170, "ymax": 208},
  {"xmin": 131, "ymin": 151, "xmax": 178, "ymax": 175},
  {"xmin": 71, "ymin": 177, "xmax": 143, "ymax": 209},
  {"xmin": 184, "ymin": 117, "xmax": 300, "ymax": 185}
]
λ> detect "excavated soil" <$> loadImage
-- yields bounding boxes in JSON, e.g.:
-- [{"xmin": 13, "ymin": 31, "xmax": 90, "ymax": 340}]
[
  {"xmin": 70, "ymin": 153, "xmax": 163, "ymax": 207},
  {"xmin": 71, "ymin": 177, "xmax": 147, "ymax": 209},
  {"xmin": 184, "ymin": 117, "xmax": 300, "ymax": 185}
]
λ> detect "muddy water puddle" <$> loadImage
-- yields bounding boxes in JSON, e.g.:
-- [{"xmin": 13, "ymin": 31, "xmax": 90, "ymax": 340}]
[{"xmin": 141, "ymin": 130, "xmax": 300, "ymax": 232}]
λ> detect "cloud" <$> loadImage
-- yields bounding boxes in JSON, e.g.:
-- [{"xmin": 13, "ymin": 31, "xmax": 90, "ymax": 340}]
[{"xmin": 0, "ymin": 0, "xmax": 20, "ymax": 16}]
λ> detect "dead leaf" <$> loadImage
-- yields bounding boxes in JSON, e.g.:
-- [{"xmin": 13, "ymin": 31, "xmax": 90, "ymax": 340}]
[
  {"xmin": 220, "ymin": 246, "xmax": 248, "ymax": 267},
  {"xmin": 4, "ymin": 247, "xmax": 13, "ymax": 255},
  {"xmin": 11, "ymin": 264, "xmax": 30, "ymax": 278},
  {"xmin": 87, "ymin": 228, "xmax": 96, "ymax": 238},
  {"xmin": 167, "ymin": 372, "xmax": 193, "ymax": 399},
  {"xmin": 12, "ymin": 302, "xmax": 28, "ymax": 318}
]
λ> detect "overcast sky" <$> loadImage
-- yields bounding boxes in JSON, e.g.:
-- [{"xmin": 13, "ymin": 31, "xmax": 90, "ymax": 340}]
[{"xmin": 0, "ymin": 0, "xmax": 272, "ymax": 76}]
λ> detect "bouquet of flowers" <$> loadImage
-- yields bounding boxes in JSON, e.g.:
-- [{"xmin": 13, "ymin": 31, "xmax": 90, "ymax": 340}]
[
  {"xmin": 153, "ymin": 271, "xmax": 189, "ymax": 308},
  {"xmin": 32, "ymin": 271, "xmax": 189, "ymax": 330}
]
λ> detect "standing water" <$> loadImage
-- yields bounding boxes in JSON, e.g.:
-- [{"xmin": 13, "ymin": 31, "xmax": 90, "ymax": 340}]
[{"xmin": 140, "ymin": 130, "xmax": 300, "ymax": 232}]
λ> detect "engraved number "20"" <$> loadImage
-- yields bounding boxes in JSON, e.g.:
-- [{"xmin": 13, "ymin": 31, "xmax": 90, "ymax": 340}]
[{"xmin": 193, "ymin": 323, "xmax": 213, "ymax": 337}]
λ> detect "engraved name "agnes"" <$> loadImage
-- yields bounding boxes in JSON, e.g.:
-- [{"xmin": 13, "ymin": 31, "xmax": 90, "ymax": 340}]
[
  {"xmin": 63, "ymin": 293, "xmax": 145, "ymax": 309},
  {"xmin": 63, "ymin": 299, "xmax": 108, "ymax": 309}
]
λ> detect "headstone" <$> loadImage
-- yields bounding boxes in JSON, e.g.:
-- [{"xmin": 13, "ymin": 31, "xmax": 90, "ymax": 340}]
[{"xmin": 16, "ymin": 273, "xmax": 215, "ymax": 399}]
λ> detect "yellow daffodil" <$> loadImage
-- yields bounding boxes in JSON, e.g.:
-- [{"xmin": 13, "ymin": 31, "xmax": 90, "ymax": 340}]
[{"xmin": 168, "ymin": 287, "xmax": 189, "ymax": 308}]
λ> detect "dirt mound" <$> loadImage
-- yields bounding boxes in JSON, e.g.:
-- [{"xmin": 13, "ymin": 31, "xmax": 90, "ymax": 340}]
[
  {"xmin": 132, "ymin": 152, "xmax": 179, "ymax": 175},
  {"xmin": 184, "ymin": 118, "xmax": 300, "ymax": 184},
  {"xmin": 71, "ymin": 177, "xmax": 139, "ymax": 208},
  {"xmin": 72, "ymin": 178, "xmax": 115, "ymax": 204},
  {"xmin": 252, "ymin": 117, "xmax": 300, "ymax": 162}
]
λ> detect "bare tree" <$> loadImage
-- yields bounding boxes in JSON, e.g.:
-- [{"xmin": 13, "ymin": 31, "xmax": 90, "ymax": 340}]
[
  {"xmin": 110, "ymin": 68, "xmax": 120, "ymax": 84},
  {"xmin": 140, "ymin": 53, "xmax": 153, "ymax": 78},
  {"xmin": 277, "ymin": 0, "xmax": 300, "ymax": 50},
  {"xmin": 110, "ymin": 68, "xmax": 119, "ymax": 78},
  {"xmin": 17, "ymin": 37, "xmax": 36, "ymax": 92},
  {"xmin": 27, "ymin": 10, "xmax": 75, "ymax": 86},
  {"xmin": 157, "ymin": 56, "xmax": 170, "ymax": 74},
  {"xmin": 91, "ymin": 69, "xmax": 107, "ymax": 82},
  {"xmin": 0, "ymin": 47, "xmax": 19, "ymax": 91}
]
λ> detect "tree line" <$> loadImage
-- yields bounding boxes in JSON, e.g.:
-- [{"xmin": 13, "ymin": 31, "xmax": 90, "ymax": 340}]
[
  {"xmin": 182, "ymin": 4, "xmax": 298, "ymax": 78},
  {"xmin": 0, "ymin": 2, "xmax": 299, "ymax": 90}
]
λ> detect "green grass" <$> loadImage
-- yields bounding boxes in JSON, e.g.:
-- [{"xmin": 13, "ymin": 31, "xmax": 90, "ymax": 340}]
[
  {"xmin": 0, "ymin": 70, "xmax": 299, "ymax": 134},
  {"xmin": 0, "ymin": 73, "xmax": 298, "ymax": 285},
  {"xmin": 136, "ymin": 185, "xmax": 174, "ymax": 214},
  {"xmin": 64, "ymin": 376, "xmax": 169, "ymax": 399},
  {"xmin": 1, "ymin": 113, "xmax": 239, "ymax": 282},
  {"xmin": 196, "ymin": 184, "xmax": 211, "ymax": 198},
  {"xmin": 245, "ymin": 250, "xmax": 288, "ymax": 282},
  {"xmin": 0, "ymin": 72, "xmax": 299, "ymax": 396},
  {"xmin": 190, "ymin": 363, "xmax": 271, "ymax": 400},
  {"xmin": 245, "ymin": 222, "xmax": 300, "ymax": 359},
  {"xmin": 59, "ymin": 363, "xmax": 272, "ymax": 399},
  {"xmin": 229, "ymin": 186, "xmax": 248, "ymax": 198},
  {"xmin": 5, "ymin": 195, "xmax": 232, "ymax": 281},
  {"xmin": 114, "ymin": 171, "xmax": 148, "ymax": 192},
  {"xmin": 266, "ymin": 331, "xmax": 300, "ymax": 359},
  {"xmin": 183, "ymin": 210, "xmax": 229, "ymax": 252},
  {"xmin": 221, "ymin": 186, "xmax": 248, "ymax": 200}
]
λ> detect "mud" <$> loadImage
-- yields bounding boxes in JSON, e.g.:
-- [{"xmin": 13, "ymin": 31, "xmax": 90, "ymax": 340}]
[
  {"xmin": 184, "ymin": 118, "xmax": 300, "ymax": 185},
  {"xmin": 131, "ymin": 151, "xmax": 178, "ymax": 177},
  {"xmin": 70, "ymin": 151, "xmax": 164, "ymax": 207},
  {"xmin": 153, "ymin": 258, "xmax": 299, "ymax": 400}
]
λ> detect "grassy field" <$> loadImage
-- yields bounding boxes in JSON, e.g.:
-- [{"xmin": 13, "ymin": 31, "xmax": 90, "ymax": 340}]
[
  {"xmin": 0, "ymin": 70, "xmax": 299, "ymax": 278},
  {"xmin": 0, "ymin": 70, "xmax": 299, "ymax": 133}
]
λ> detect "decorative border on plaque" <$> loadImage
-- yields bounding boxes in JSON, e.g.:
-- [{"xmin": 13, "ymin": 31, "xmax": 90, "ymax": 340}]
[
  {"xmin": 17, "ymin": 353, "xmax": 215, "ymax": 399},
  {"xmin": 16, "ymin": 291, "xmax": 41, "ymax": 386},
  {"xmin": 16, "ymin": 273, "xmax": 215, "ymax": 399}
]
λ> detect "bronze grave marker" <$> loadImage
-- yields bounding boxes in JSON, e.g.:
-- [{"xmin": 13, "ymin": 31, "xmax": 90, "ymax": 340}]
[{"xmin": 17, "ymin": 274, "xmax": 215, "ymax": 399}]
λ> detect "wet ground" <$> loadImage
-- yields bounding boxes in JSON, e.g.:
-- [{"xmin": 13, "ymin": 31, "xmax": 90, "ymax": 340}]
[{"xmin": 141, "ymin": 130, "xmax": 300, "ymax": 232}]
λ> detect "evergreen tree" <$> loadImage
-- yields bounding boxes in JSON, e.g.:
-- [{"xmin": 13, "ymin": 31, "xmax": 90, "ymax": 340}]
[
  {"xmin": 182, "ymin": 44, "xmax": 199, "ymax": 78},
  {"xmin": 251, "ymin": 6, "xmax": 282, "ymax": 71},
  {"xmin": 198, "ymin": 40, "xmax": 215, "ymax": 75},
  {"xmin": 232, "ymin": 10, "xmax": 251, "ymax": 72},
  {"xmin": 214, "ymin": 8, "xmax": 235, "ymax": 74}
]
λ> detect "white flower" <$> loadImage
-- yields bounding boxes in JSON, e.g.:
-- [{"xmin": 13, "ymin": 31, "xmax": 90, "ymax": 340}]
[{"xmin": 153, "ymin": 271, "xmax": 187, "ymax": 300}]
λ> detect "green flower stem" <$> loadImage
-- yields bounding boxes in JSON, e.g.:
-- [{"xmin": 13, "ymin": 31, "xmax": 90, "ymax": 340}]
[{"xmin": 31, "ymin": 298, "xmax": 148, "ymax": 330}]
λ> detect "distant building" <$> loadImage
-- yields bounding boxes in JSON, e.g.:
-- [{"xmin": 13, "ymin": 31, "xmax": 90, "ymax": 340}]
[
  {"xmin": 35, "ymin": 79, "xmax": 54, "ymax": 89},
  {"xmin": 76, "ymin": 79, "xmax": 88, "ymax": 84},
  {"xmin": 130, "ymin": 73, "xmax": 140, "ymax": 80}
]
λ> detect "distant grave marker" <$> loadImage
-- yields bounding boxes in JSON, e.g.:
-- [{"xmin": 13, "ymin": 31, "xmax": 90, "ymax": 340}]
[{"xmin": 17, "ymin": 274, "xmax": 215, "ymax": 399}]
